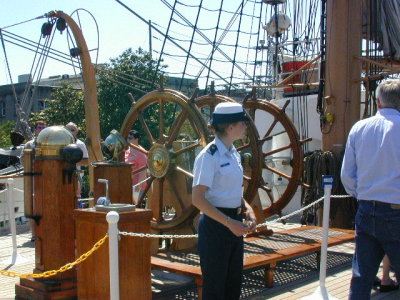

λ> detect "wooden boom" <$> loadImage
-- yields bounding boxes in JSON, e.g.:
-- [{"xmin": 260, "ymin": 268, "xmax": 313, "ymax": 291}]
[{"xmin": 47, "ymin": 10, "xmax": 103, "ymax": 163}]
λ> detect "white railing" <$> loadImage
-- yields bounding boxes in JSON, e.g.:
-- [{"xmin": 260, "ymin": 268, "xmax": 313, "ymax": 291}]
[
  {"xmin": 1, "ymin": 178, "xmax": 29, "ymax": 265},
  {"xmin": 0, "ymin": 176, "xmax": 25, "ymax": 226},
  {"xmin": 106, "ymin": 211, "xmax": 120, "ymax": 300}
]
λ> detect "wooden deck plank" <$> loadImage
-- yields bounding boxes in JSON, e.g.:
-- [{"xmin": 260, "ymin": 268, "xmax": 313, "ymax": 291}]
[
  {"xmin": 152, "ymin": 226, "xmax": 354, "ymax": 274},
  {"xmin": 3, "ymin": 223, "xmax": 400, "ymax": 299}
]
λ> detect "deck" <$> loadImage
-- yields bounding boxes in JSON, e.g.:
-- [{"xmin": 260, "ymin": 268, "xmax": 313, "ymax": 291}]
[{"xmin": 1, "ymin": 221, "xmax": 399, "ymax": 300}]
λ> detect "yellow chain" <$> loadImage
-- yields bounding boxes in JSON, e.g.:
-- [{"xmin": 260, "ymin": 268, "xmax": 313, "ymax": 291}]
[{"xmin": 0, "ymin": 234, "xmax": 108, "ymax": 279}]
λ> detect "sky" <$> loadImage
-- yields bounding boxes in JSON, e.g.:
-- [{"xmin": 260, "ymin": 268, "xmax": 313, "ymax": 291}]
[
  {"xmin": 0, "ymin": 0, "xmax": 172, "ymax": 85},
  {"xmin": 0, "ymin": 0, "xmax": 322, "ymax": 90}
]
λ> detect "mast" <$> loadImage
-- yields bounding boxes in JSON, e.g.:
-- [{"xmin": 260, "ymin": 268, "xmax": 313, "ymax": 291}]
[{"xmin": 322, "ymin": 0, "xmax": 362, "ymax": 154}]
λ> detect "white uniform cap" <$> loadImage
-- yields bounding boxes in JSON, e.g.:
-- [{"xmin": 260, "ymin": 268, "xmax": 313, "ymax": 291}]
[{"xmin": 211, "ymin": 102, "xmax": 249, "ymax": 125}]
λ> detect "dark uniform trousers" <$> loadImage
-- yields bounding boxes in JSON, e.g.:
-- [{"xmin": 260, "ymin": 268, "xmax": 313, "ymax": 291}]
[{"xmin": 198, "ymin": 208, "xmax": 244, "ymax": 300}]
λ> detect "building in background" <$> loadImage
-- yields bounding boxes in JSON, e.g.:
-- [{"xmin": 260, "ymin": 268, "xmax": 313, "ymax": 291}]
[
  {"xmin": 0, "ymin": 74, "xmax": 54, "ymax": 122},
  {"xmin": 0, "ymin": 73, "xmax": 197, "ymax": 123}
]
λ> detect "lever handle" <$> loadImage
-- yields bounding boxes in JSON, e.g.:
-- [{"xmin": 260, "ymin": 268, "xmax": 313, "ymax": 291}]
[{"xmin": 97, "ymin": 179, "xmax": 110, "ymax": 204}]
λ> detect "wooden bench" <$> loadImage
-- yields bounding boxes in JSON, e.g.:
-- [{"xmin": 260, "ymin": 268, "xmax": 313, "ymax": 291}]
[{"xmin": 151, "ymin": 225, "xmax": 354, "ymax": 299}]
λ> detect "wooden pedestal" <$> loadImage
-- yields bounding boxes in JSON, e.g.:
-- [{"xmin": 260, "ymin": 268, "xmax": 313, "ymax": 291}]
[
  {"xmin": 92, "ymin": 162, "xmax": 133, "ymax": 204},
  {"xmin": 74, "ymin": 208, "xmax": 152, "ymax": 300},
  {"xmin": 15, "ymin": 278, "xmax": 77, "ymax": 300},
  {"xmin": 15, "ymin": 159, "xmax": 77, "ymax": 299}
]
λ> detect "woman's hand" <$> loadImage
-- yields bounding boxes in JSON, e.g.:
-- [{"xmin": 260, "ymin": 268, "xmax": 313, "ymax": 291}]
[
  {"xmin": 226, "ymin": 217, "xmax": 250, "ymax": 237},
  {"xmin": 243, "ymin": 203, "xmax": 257, "ymax": 232}
]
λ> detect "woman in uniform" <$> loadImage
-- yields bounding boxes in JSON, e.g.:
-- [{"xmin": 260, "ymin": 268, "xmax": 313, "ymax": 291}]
[{"xmin": 192, "ymin": 102, "xmax": 257, "ymax": 300}]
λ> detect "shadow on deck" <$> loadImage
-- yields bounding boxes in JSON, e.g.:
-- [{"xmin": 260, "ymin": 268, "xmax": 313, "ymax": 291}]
[{"xmin": 1, "ymin": 223, "xmax": 400, "ymax": 300}]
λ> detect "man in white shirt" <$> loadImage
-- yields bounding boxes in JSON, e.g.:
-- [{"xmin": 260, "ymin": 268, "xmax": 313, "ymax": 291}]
[{"xmin": 341, "ymin": 79, "xmax": 400, "ymax": 299}]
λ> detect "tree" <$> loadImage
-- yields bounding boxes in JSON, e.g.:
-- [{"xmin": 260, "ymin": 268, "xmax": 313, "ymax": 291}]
[
  {"xmin": 27, "ymin": 47, "xmax": 166, "ymax": 145},
  {"xmin": 0, "ymin": 121, "xmax": 16, "ymax": 148},
  {"xmin": 97, "ymin": 47, "xmax": 166, "ymax": 139},
  {"xmin": 29, "ymin": 84, "xmax": 86, "ymax": 139}
]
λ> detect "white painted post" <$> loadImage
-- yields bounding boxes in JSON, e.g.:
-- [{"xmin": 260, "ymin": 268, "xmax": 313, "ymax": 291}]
[
  {"xmin": 2, "ymin": 178, "xmax": 28, "ymax": 265},
  {"xmin": 319, "ymin": 175, "xmax": 333, "ymax": 288},
  {"xmin": 106, "ymin": 211, "xmax": 120, "ymax": 300},
  {"xmin": 301, "ymin": 175, "xmax": 338, "ymax": 300},
  {"xmin": 7, "ymin": 179, "xmax": 17, "ymax": 260}
]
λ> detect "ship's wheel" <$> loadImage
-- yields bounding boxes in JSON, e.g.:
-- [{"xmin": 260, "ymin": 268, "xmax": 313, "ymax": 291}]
[
  {"xmin": 195, "ymin": 94, "xmax": 306, "ymax": 220},
  {"xmin": 120, "ymin": 88, "xmax": 210, "ymax": 231},
  {"xmin": 242, "ymin": 98, "xmax": 306, "ymax": 218}
]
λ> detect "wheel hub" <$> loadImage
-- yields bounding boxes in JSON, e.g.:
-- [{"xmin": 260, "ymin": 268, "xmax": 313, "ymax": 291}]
[{"xmin": 148, "ymin": 143, "xmax": 171, "ymax": 178}]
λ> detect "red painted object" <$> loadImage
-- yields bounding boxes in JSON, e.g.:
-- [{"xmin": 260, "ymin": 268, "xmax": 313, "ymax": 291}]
[{"xmin": 281, "ymin": 61, "xmax": 309, "ymax": 92}]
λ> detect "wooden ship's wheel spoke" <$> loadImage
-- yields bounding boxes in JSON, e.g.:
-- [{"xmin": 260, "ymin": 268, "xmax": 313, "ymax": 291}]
[
  {"xmin": 139, "ymin": 113, "xmax": 155, "ymax": 145},
  {"xmin": 174, "ymin": 141, "xmax": 201, "ymax": 156},
  {"xmin": 262, "ymin": 119, "xmax": 279, "ymax": 141},
  {"xmin": 209, "ymin": 104, "xmax": 216, "ymax": 114},
  {"xmin": 187, "ymin": 114, "xmax": 202, "ymax": 138},
  {"xmin": 259, "ymin": 183, "xmax": 275, "ymax": 204},
  {"xmin": 175, "ymin": 166, "xmax": 194, "ymax": 178},
  {"xmin": 264, "ymin": 165, "xmax": 292, "ymax": 181},
  {"xmin": 136, "ymin": 176, "xmax": 155, "ymax": 207},
  {"xmin": 236, "ymin": 143, "xmax": 251, "ymax": 152},
  {"xmin": 263, "ymin": 144, "xmax": 293, "ymax": 157},
  {"xmin": 158, "ymin": 99, "xmax": 165, "ymax": 140},
  {"xmin": 167, "ymin": 175, "xmax": 186, "ymax": 211},
  {"xmin": 128, "ymin": 142, "xmax": 149, "ymax": 155},
  {"xmin": 156, "ymin": 177, "xmax": 165, "ymax": 222},
  {"xmin": 167, "ymin": 110, "xmax": 188, "ymax": 146},
  {"xmin": 131, "ymin": 164, "xmax": 148, "ymax": 176},
  {"xmin": 243, "ymin": 175, "xmax": 251, "ymax": 181}
]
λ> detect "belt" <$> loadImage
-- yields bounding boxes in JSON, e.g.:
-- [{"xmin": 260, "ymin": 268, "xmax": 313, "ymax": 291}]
[
  {"xmin": 216, "ymin": 207, "xmax": 241, "ymax": 215},
  {"xmin": 359, "ymin": 200, "xmax": 400, "ymax": 209}
]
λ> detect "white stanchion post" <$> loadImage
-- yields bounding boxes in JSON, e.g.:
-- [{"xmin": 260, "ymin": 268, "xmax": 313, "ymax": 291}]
[
  {"xmin": 2, "ymin": 178, "xmax": 28, "ymax": 265},
  {"xmin": 302, "ymin": 175, "xmax": 338, "ymax": 300},
  {"xmin": 106, "ymin": 211, "xmax": 120, "ymax": 300},
  {"xmin": 7, "ymin": 179, "xmax": 17, "ymax": 260},
  {"xmin": 319, "ymin": 175, "xmax": 333, "ymax": 289}
]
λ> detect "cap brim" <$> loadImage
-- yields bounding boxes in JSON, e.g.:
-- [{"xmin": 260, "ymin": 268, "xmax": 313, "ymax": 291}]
[{"xmin": 211, "ymin": 111, "xmax": 250, "ymax": 125}]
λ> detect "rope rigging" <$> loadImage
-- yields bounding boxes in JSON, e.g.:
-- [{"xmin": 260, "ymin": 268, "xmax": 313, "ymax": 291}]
[
  {"xmin": 152, "ymin": 0, "xmax": 178, "ymax": 88},
  {"xmin": 179, "ymin": 0, "xmax": 203, "ymax": 91},
  {"xmin": 228, "ymin": 0, "xmax": 245, "ymax": 95},
  {"xmin": 117, "ymin": 0, "xmax": 328, "ymax": 92},
  {"xmin": 117, "ymin": 0, "xmax": 234, "ymax": 90},
  {"xmin": 0, "ymin": 29, "xmax": 27, "ymax": 137},
  {"xmin": 160, "ymin": 0, "xmax": 255, "ymax": 85},
  {"xmin": 0, "ymin": 9, "xmax": 102, "ymax": 141},
  {"xmin": 21, "ymin": 19, "xmax": 57, "ymax": 123},
  {"xmin": 0, "ymin": 30, "xmax": 80, "ymax": 67},
  {"xmin": 301, "ymin": 150, "xmax": 356, "ymax": 228}
]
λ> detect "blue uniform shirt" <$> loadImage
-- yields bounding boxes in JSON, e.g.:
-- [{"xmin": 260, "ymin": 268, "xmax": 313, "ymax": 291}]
[
  {"xmin": 341, "ymin": 108, "xmax": 400, "ymax": 204},
  {"xmin": 192, "ymin": 136, "xmax": 243, "ymax": 208}
]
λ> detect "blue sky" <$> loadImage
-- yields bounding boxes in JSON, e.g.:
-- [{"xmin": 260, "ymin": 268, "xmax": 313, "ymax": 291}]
[
  {"xmin": 0, "ymin": 0, "xmax": 172, "ymax": 85},
  {"xmin": 0, "ymin": 1, "xmax": 321, "ymax": 89}
]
